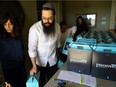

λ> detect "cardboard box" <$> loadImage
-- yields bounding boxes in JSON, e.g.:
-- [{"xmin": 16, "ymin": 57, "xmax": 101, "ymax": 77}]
[
  {"xmin": 67, "ymin": 48, "xmax": 92, "ymax": 75},
  {"xmin": 91, "ymin": 52, "xmax": 116, "ymax": 81}
]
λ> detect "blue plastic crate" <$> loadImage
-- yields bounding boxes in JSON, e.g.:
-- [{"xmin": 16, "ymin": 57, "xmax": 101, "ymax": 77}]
[
  {"xmin": 69, "ymin": 43, "xmax": 94, "ymax": 51},
  {"xmin": 97, "ymin": 43, "xmax": 116, "ymax": 47},
  {"xmin": 77, "ymin": 38, "xmax": 97, "ymax": 44},
  {"xmin": 95, "ymin": 46, "xmax": 116, "ymax": 54},
  {"xmin": 62, "ymin": 36, "xmax": 73, "ymax": 55}
]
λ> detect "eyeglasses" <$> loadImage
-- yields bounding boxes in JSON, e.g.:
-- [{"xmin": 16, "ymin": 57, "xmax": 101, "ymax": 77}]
[{"xmin": 42, "ymin": 16, "xmax": 54, "ymax": 21}]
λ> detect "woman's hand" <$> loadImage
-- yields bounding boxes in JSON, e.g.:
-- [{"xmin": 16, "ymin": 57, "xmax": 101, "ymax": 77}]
[{"xmin": 5, "ymin": 82, "xmax": 12, "ymax": 87}]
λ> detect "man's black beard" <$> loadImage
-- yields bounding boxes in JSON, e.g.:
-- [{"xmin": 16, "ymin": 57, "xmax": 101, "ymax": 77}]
[{"xmin": 42, "ymin": 20, "xmax": 55, "ymax": 36}]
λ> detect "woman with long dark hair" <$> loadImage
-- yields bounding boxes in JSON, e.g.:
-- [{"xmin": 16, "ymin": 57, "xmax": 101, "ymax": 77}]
[
  {"xmin": 0, "ymin": 11, "xmax": 27, "ymax": 87},
  {"xmin": 73, "ymin": 16, "xmax": 89, "ymax": 41}
]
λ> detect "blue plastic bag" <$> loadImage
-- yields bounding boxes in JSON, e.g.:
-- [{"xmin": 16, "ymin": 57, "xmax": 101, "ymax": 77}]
[
  {"xmin": 57, "ymin": 59, "xmax": 64, "ymax": 68},
  {"xmin": 26, "ymin": 72, "xmax": 40, "ymax": 87}
]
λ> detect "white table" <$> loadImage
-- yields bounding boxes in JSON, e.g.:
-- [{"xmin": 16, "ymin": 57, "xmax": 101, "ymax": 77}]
[{"xmin": 44, "ymin": 61, "xmax": 116, "ymax": 87}]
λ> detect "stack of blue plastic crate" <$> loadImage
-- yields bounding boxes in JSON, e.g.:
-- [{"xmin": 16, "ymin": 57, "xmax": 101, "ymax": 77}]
[
  {"xmin": 62, "ymin": 31, "xmax": 116, "ymax": 55},
  {"xmin": 62, "ymin": 31, "xmax": 97, "ymax": 55}
]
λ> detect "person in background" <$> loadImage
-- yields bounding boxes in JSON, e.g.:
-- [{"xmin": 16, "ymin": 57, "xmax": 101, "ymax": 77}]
[
  {"xmin": 0, "ymin": 11, "xmax": 27, "ymax": 87},
  {"xmin": 60, "ymin": 21, "xmax": 77, "ymax": 38},
  {"xmin": 60, "ymin": 21, "xmax": 67, "ymax": 33},
  {"xmin": 73, "ymin": 16, "xmax": 89, "ymax": 41},
  {"xmin": 60, "ymin": 21, "xmax": 68, "ymax": 48},
  {"xmin": 59, "ymin": 21, "xmax": 68, "ymax": 63},
  {"xmin": 28, "ymin": 2, "xmax": 61, "ymax": 87}
]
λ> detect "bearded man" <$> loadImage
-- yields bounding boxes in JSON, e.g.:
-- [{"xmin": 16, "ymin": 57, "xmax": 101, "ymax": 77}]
[{"xmin": 28, "ymin": 2, "xmax": 61, "ymax": 87}]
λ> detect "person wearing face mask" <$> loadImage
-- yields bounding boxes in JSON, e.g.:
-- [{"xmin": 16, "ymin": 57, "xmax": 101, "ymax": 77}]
[
  {"xmin": 73, "ymin": 16, "xmax": 89, "ymax": 41},
  {"xmin": 28, "ymin": 2, "xmax": 61, "ymax": 87},
  {"xmin": 0, "ymin": 11, "xmax": 27, "ymax": 87}
]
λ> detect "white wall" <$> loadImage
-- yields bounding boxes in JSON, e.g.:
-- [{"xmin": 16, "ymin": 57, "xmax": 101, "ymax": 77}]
[
  {"xmin": 109, "ymin": 1, "xmax": 116, "ymax": 30},
  {"xmin": 53, "ymin": 1, "xmax": 63, "ymax": 23}
]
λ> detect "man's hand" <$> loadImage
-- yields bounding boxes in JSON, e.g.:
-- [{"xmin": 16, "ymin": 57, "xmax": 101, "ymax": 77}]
[
  {"xmin": 30, "ymin": 66, "xmax": 37, "ymax": 76},
  {"xmin": 30, "ymin": 57, "xmax": 37, "ymax": 76}
]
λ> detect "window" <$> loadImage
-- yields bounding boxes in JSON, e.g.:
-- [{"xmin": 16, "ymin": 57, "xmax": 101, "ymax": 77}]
[{"xmin": 77, "ymin": 14, "xmax": 96, "ymax": 27}]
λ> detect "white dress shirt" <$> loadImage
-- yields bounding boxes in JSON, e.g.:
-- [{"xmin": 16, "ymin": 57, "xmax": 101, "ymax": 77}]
[
  {"xmin": 28, "ymin": 21, "xmax": 61, "ymax": 67},
  {"xmin": 68, "ymin": 26, "xmax": 77, "ymax": 35}
]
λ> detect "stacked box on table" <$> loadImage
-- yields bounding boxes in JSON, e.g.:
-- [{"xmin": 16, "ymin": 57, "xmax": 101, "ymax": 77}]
[
  {"xmin": 67, "ymin": 47, "xmax": 92, "ymax": 75},
  {"xmin": 91, "ymin": 51, "xmax": 116, "ymax": 81}
]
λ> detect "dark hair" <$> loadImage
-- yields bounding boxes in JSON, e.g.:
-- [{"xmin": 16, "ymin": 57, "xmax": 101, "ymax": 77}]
[
  {"xmin": 76, "ymin": 16, "xmax": 86, "ymax": 26},
  {"xmin": 0, "ymin": 11, "xmax": 20, "ymax": 39},
  {"xmin": 60, "ymin": 21, "xmax": 67, "ymax": 28}
]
